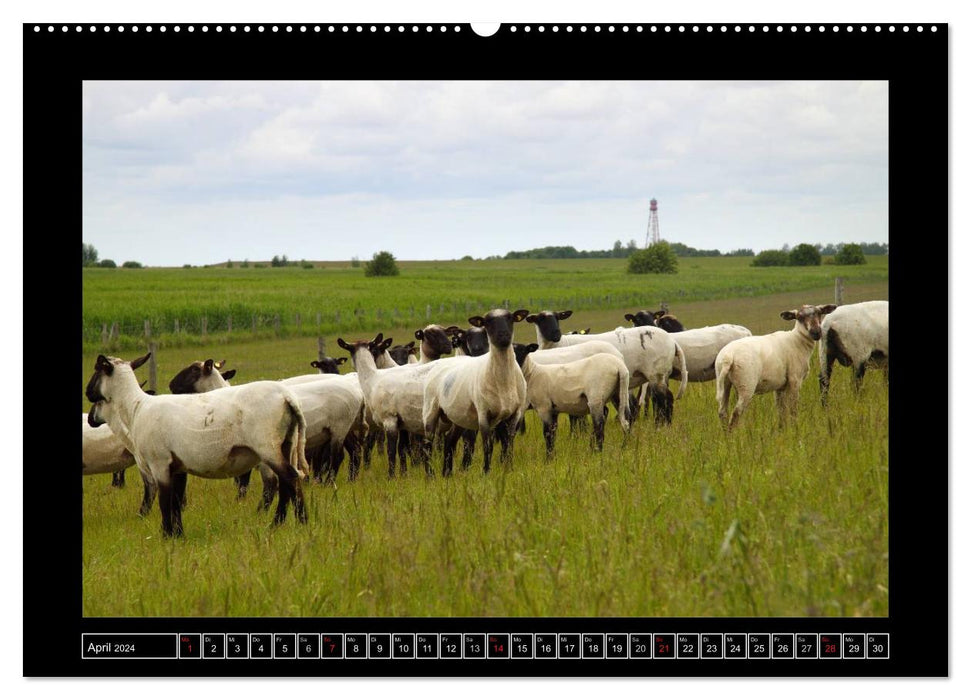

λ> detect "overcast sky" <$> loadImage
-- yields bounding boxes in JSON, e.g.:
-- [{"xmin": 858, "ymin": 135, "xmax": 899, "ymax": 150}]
[{"xmin": 82, "ymin": 80, "xmax": 888, "ymax": 266}]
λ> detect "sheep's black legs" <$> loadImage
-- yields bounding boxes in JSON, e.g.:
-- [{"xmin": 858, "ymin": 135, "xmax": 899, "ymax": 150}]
[
  {"xmin": 139, "ymin": 479, "xmax": 156, "ymax": 517},
  {"xmin": 344, "ymin": 434, "xmax": 362, "ymax": 481},
  {"xmin": 651, "ymin": 385, "xmax": 674, "ymax": 425},
  {"xmin": 397, "ymin": 430, "xmax": 410, "ymax": 475},
  {"xmin": 542, "ymin": 413, "xmax": 558, "ymax": 458},
  {"xmin": 460, "ymin": 429, "xmax": 476, "ymax": 470},
  {"xmin": 592, "ymin": 411, "xmax": 606, "ymax": 451},
  {"xmin": 480, "ymin": 425, "xmax": 495, "ymax": 474},
  {"xmin": 234, "ymin": 470, "xmax": 251, "ymax": 500},
  {"xmin": 259, "ymin": 471, "xmax": 278, "ymax": 511},
  {"xmin": 442, "ymin": 425, "xmax": 464, "ymax": 477},
  {"xmin": 158, "ymin": 471, "xmax": 185, "ymax": 538},
  {"xmin": 386, "ymin": 430, "xmax": 399, "ymax": 478},
  {"xmin": 111, "ymin": 470, "xmax": 126, "ymax": 488}
]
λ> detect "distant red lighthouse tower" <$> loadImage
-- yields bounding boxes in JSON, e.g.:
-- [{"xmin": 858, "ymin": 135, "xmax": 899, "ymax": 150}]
[{"xmin": 646, "ymin": 198, "xmax": 660, "ymax": 247}]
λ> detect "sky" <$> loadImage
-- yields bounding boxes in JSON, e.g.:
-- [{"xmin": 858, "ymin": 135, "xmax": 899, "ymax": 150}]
[{"xmin": 82, "ymin": 80, "xmax": 889, "ymax": 267}]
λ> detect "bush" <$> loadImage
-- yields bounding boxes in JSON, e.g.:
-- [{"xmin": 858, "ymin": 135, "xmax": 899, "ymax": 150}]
[
  {"xmin": 301, "ymin": 261, "xmax": 314, "ymax": 269},
  {"xmin": 627, "ymin": 242, "xmax": 678, "ymax": 274},
  {"xmin": 788, "ymin": 243, "xmax": 822, "ymax": 266},
  {"xmin": 182, "ymin": 264, "xmax": 193, "ymax": 269},
  {"xmin": 122, "ymin": 260, "xmax": 143, "ymax": 269},
  {"xmin": 364, "ymin": 251, "xmax": 400, "ymax": 277},
  {"xmin": 752, "ymin": 249, "xmax": 789, "ymax": 267},
  {"xmin": 98, "ymin": 259, "xmax": 117, "ymax": 268},
  {"xmin": 834, "ymin": 243, "xmax": 867, "ymax": 265},
  {"xmin": 270, "ymin": 255, "xmax": 289, "ymax": 268},
  {"xmin": 725, "ymin": 248, "xmax": 754, "ymax": 257},
  {"xmin": 461, "ymin": 255, "xmax": 474, "ymax": 261},
  {"xmin": 241, "ymin": 259, "xmax": 249, "ymax": 268},
  {"xmin": 350, "ymin": 256, "xmax": 361, "ymax": 268},
  {"xmin": 254, "ymin": 262, "xmax": 267, "ymax": 269}
]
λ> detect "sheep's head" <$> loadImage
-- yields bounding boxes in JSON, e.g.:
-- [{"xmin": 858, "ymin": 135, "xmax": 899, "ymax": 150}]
[
  {"xmin": 168, "ymin": 359, "xmax": 234, "ymax": 395},
  {"xmin": 415, "ymin": 324, "xmax": 459, "ymax": 360},
  {"xmin": 624, "ymin": 310, "xmax": 657, "ymax": 327},
  {"xmin": 310, "ymin": 356, "xmax": 347, "ymax": 374},
  {"xmin": 337, "ymin": 335, "xmax": 385, "ymax": 368},
  {"xmin": 85, "ymin": 353, "xmax": 151, "ymax": 403},
  {"xmin": 781, "ymin": 304, "xmax": 838, "ymax": 341},
  {"xmin": 524, "ymin": 309, "xmax": 572, "ymax": 343},
  {"xmin": 513, "ymin": 342, "xmax": 539, "ymax": 367},
  {"xmin": 455, "ymin": 326, "xmax": 489, "ymax": 356},
  {"xmin": 388, "ymin": 342, "xmax": 417, "ymax": 366},
  {"xmin": 469, "ymin": 309, "xmax": 529, "ymax": 350},
  {"xmin": 654, "ymin": 314, "xmax": 684, "ymax": 333}
]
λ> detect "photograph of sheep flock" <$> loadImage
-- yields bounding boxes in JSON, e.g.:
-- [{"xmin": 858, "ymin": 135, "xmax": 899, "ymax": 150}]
[{"xmin": 81, "ymin": 80, "xmax": 889, "ymax": 618}]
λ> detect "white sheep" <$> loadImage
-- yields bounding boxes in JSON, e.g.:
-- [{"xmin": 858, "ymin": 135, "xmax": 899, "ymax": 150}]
[
  {"xmin": 818, "ymin": 300, "xmax": 889, "ymax": 403},
  {"xmin": 85, "ymin": 353, "xmax": 311, "ymax": 537},
  {"xmin": 338, "ymin": 335, "xmax": 443, "ymax": 477},
  {"xmin": 666, "ymin": 324, "xmax": 753, "ymax": 382},
  {"xmin": 526, "ymin": 310, "xmax": 688, "ymax": 424},
  {"xmin": 423, "ymin": 309, "xmax": 530, "ymax": 476},
  {"xmin": 514, "ymin": 345, "xmax": 631, "ymax": 455},
  {"xmin": 715, "ymin": 304, "xmax": 837, "ymax": 427}
]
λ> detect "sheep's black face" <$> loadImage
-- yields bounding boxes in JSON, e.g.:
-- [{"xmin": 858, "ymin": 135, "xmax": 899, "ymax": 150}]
[
  {"xmin": 388, "ymin": 344, "xmax": 415, "ymax": 366},
  {"xmin": 525, "ymin": 309, "xmax": 572, "ymax": 343},
  {"xmin": 463, "ymin": 327, "xmax": 489, "ymax": 356},
  {"xmin": 655, "ymin": 315, "xmax": 684, "ymax": 333},
  {"xmin": 311, "ymin": 357, "xmax": 344, "ymax": 374},
  {"xmin": 625, "ymin": 310, "xmax": 656, "ymax": 327},
  {"xmin": 169, "ymin": 362, "xmax": 203, "ymax": 394},
  {"xmin": 416, "ymin": 325, "xmax": 455, "ymax": 359},
  {"xmin": 513, "ymin": 343, "xmax": 539, "ymax": 367},
  {"xmin": 87, "ymin": 403, "xmax": 106, "ymax": 427},
  {"xmin": 470, "ymin": 309, "xmax": 529, "ymax": 350}
]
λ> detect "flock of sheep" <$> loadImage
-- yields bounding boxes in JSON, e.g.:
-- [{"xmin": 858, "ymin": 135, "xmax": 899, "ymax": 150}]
[{"xmin": 83, "ymin": 300, "xmax": 889, "ymax": 538}]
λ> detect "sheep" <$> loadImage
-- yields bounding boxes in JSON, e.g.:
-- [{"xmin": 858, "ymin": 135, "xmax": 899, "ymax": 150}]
[
  {"xmin": 388, "ymin": 341, "xmax": 419, "ymax": 366},
  {"xmin": 624, "ymin": 309, "xmax": 685, "ymax": 333},
  {"xmin": 450, "ymin": 326, "xmax": 490, "ymax": 357},
  {"xmin": 338, "ymin": 334, "xmax": 442, "ymax": 477},
  {"xmin": 513, "ymin": 344, "xmax": 631, "ymax": 455},
  {"xmin": 85, "ymin": 401, "xmax": 159, "ymax": 517},
  {"xmin": 82, "ymin": 415, "xmax": 135, "ymax": 477},
  {"xmin": 664, "ymin": 324, "xmax": 753, "ymax": 382},
  {"xmin": 309, "ymin": 356, "xmax": 348, "ymax": 374},
  {"xmin": 422, "ymin": 309, "xmax": 530, "ymax": 476},
  {"xmin": 527, "ymin": 309, "xmax": 688, "ymax": 424},
  {"xmin": 168, "ymin": 359, "xmax": 279, "ymax": 508},
  {"xmin": 86, "ymin": 353, "xmax": 311, "ymax": 537},
  {"xmin": 414, "ymin": 324, "xmax": 460, "ymax": 363},
  {"xmin": 715, "ymin": 304, "xmax": 837, "ymax": 428},
  {"xmin": 818, "ymin": 300, "xmax": 889, "ymax": 403}
]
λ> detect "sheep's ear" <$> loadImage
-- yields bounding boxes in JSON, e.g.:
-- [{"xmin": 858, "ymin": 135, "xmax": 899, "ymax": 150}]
[
  {"xmin": 653, "ymin": 310, "xmax": 666, "ymax": 319},
  {"xmin": 557, "ymin": 310, "xmax": 573, "ymax": 320},
  {"xmin": 336, "ymin": 357, "xmax": 347, "ymax": 365},
  {"xmin": 468, "ymin": 316, "xmax": 485, "ymax": 328},
  {"xmin": 96, "ymin": 356, "xmax": 114, "ymax": 375},
  {"xmin": 527, "ymin": 343, "xmax": 539, "ymax": 353},
  {"xmin": 444, "ymin": 326, "xmax": 461, "ymax": 335},
  {"xmin": 525, "ymin": 314, "xmax": 537, "ymax": 324},
  {"xmin": 380, "ymin": 337, "xmax": 394, "ymax": 351},
  {"xmin": 624, "ymin": 313, "xmax": 635, "ymax": 323},
  {"xmin": 221, "ymin": 369, "xmax": 237, "ymax": 381},
  {"xmin": 203, "ymin": 359, "xmax": 215, "ymax": 374},
  {"xmin": 130, "ymin": 352, "xmax": 152, "ymax": 370},
  {"xmin": 145, "ymin": 389, "xmax": 157, "ymax": 396},
  {"xmin": 512, "ymin": 309, "xmax": 529, "ymax": 322},
  {"xmin": 780, "ymin": 310, "xmax": 798, "ymax": 320},
  {"xmin": 371, "ymin": 333, "xmax": 384, "ymax": 345},
  {"xmin": 414, "ymin": 329, "xmax": 424, "ymax": 340},
  {"xmin": 213, "ymin": 359, "xmax": 226, "ymax": 369},
  {"xmin": 818, "ymin": 304, "xmax": 838, "ymax": 315},
  {"xmin": 405, "ymin": 341, "xmax": 416, "ymax": 349},
  {"xmin": 310, "ymin": 360, "xmax": 321, "ymax": 368},
  {"xmin": 337, "ymin": 338, "xmax": 352, "ymax": 351}
]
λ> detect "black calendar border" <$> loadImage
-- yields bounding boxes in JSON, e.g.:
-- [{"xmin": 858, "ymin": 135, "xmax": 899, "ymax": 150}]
[{"xmin": 24, "ymin": 21, "xmax": 947, "ymax": 678}]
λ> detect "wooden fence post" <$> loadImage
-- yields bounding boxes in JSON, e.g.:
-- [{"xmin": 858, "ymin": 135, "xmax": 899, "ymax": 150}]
[
  {"xmin": 227, "ymin": 316, "xmax": 232, "ymax": 334},
  {"xmin": 174, "ymin": 319, "xmax": 180, "ymax": 334},
  {"xmin": 201, "ymin": 316, "xmax": 208, "ymax": 339},
  {"xmin": 295, "ymin": 313, "xmax": 301, "ymax": 332},
  {"xmin": 101, "ymin": 323, "xmax": 108, "ymax": 345},
  {"xmin": 143, "ymin": 321, "xmax": 157, "ymax": 393},
  {"xmin": 110, "ymin": 322, "xmax": 119, "ymax": 342},
  {"xmin": 426, "ymin": 304, "xmax": 431, "ymax": 320},
  {"xmin": 274, "ymin": 315, "xmax": 281, "ymax": 333},
  {"xmin": 835, "ymin": 277, "xmax": 845, "ymax": 305},
  {"xmin": 318, "ymin": 336, "xmax": 326, "ymax": 363},
  {"xmin": 251, "ymin": 316, "xmax": 257, "ymax": 334}
]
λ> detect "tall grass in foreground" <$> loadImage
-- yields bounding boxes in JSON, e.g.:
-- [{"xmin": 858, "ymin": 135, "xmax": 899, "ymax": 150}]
[{"xmin": 82, "ymin": 347, "xmax": 888, "ymax": 618}]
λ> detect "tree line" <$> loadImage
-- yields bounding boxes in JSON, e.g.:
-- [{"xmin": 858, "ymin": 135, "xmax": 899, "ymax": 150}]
[{"xmin": 502, "ymin": 240, "xmax": 887, "ymax": 260}]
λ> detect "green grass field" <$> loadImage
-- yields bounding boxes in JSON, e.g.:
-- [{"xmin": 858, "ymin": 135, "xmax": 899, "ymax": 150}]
[{"xmin": 81, "ymin": 259, "xmax": 889, "ymax": 618}]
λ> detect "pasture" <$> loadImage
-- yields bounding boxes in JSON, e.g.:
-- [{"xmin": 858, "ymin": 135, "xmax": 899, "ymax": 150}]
[{"xmin": 81, "ymin": 260, "xmax": 889, "ymax": 618}]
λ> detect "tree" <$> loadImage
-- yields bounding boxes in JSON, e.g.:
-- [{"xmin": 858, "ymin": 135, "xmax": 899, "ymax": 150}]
[
  {"xmin": 364, "ymin": 250, "xmax": 400, "ymax": 277},
  {"xmin": 98, "ymin": 259, "xmax": 117, "ymax": 268},
  {"xmin": 627, "ymin": 241, "xmax": 678, "ymax": 274},
  {"xmin": 226, "ymin": 258, "xmax": 234, "ymax": 268},
  {"xmin": 626, "ymin": 239, "xmax": 638, "ymax": 253},
  {"xmin": 788, "ymin": 243, "xmax": 822, "ymax": 266},
  {"xmin": 121, "ymin": 260, "xmax": 143, "ymax": 269},
  {"xmin": 241, "ymin": 259, "xmax": 249, "ymax": 268},
  {"xmin": 752, "ymin": 249, "xmax": 789, "ymax": 267},
  {"xmin": 350, "ymin": 256, "xmax": 361, "ymax": 268},
  {"xmin": 270, "ymin": 254, "xmax": 289, "ymax": 268},
  {"xmin": 82, "ymin": 243, "xmax": 98, "ymax": 266},
  {"xmin": 833, "ymin": 243, "xmax": 867, "ymax": 265},
  {"xmin": 612, "ymin": 240, "xmax": 624, "ymax": 258}
]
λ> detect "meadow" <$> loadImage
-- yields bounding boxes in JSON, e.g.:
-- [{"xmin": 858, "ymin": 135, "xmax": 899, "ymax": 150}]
[{"xmin": 81, "ymin": 259, "xmax": 889, "ymax": 618}]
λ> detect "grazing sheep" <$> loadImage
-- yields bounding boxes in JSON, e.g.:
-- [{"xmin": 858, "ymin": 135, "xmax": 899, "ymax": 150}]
[
  {"xmin": 338, "ymin": 335, "xmax": 441, "ymax": 477},
  {"xmin": 513, "ymin": 344, "xmax": 630, "ymax": 455},
  {"xmin": 86, "ymin": 353, "xmax": 311, "ymax": 537},
  {"xmin": 309, "ymin": 356, "xmax": 348, "ymax": 374},
  {"xmin": 715, "ymin": 304, "xmax": 837, "ymax": 428},
  {"xmin": 527, "ymin": 309, "xmax": 687, "ymax": 424},
  {"xmin": 423, "ymin": 309, "xmax": 530, "ymax": 476},
  {"xmin": 818, "ymin": 300, "xmax": 889, "ymax": 403}
]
